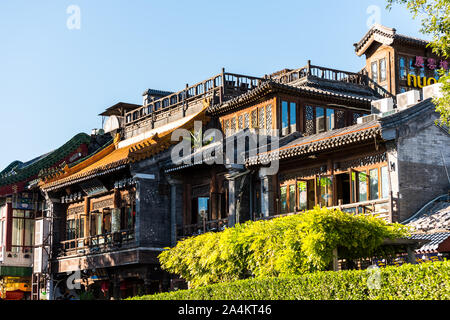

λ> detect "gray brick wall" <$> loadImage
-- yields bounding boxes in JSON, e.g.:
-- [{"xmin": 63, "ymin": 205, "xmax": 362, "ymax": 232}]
[
  {"xmin": 397, "ymin": 123, "xmax": 450, "ymax": 221},
  {"xmin": 132, "ymin": 154, "xmax": 172, "ymax": 249}
]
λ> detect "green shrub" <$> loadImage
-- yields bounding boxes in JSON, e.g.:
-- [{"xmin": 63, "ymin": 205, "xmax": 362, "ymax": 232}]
[
  {"xmin": 130, "ymin": 260, "xmax": 450, "ymax": 300},
  {"xmin": 158, "ymin": 207, "xmax": 410, "ymax": 288}
]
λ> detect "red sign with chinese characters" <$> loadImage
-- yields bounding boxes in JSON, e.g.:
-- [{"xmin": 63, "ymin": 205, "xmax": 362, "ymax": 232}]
[{"xmin": 415, "ymin": 56, "xmax": 449, "ymax": 71}]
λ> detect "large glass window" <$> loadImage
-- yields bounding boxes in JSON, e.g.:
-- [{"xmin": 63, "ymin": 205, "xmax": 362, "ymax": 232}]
[
  {"xmin": 11, "ymin": 210, "xmax": 34, "ymax": 253},
  {"xmin": 282, "ymin": 101, "xmax": 289, "ymax": 130},
  {"xmin": 103, "ymin": 209, "xmax": 112, "ymax": 234},
  {"xmin": 91, "ymin": 213, "xmax": 102, "ymax": 236},
  {"xmin": 380, "ymin": 59, "xmax": 387, "ymax": 82},
  {"xmin": 79, "ymin": 217, "xmax": 85, "ymax": 238},
  {"xmin": 399, "ymin": 57, "xmax": 407, "ymax": 80},
  {"xmin": 408, "ymin": 58, "xmax": 416, "ymax": 76},
  {"xmin": 198, "ymin": 197, "xmax": 210, "ymax": 222},
  {"xmin": 298, "ymin": 181, "xmax": 307, "ymax": 211},
  {"xmin": 289, "ymin": 185, "xmax": 296, "ymax": 213},
  {"xmin": 358, "ymin": 172, "xmax": 368, "ymax": 202},
  {"xmin": 318, "ymin": 176, "xmax": 333, "ymax": 207},
  {"xmin": 66, "ymin": 219, "xmax": 77, "ymax": 241},
  {"xmin": 371, "ymin": 61, "xmax": 379, "ymax": 83},
  {"xmin": 369, "ymin": 169, "xmax": 379, "ymax": 200},
  {"xmin": 290, "ymin": 102, "xmax": 297, "ymax": 130},
  {"xmin": 280, "ymin": 186, "xmax": 288, "ymax": 214},
  {"xmin": 12, "ymin": 218, "xmax": 24, "ymax": 251},
  {"xmin": 326, "ymin": 109, "xmax": 335, "ymax": 131},
  {"xmin": 316, "ymin": 107, "xmax": 325, "ymax": 133},
  {"xmin": 121, "ymin": 206, "xmax": 135, "ymax": 231}
]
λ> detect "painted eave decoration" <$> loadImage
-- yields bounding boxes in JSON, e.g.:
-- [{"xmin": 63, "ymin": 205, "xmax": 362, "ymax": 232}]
[
  {"xmin": 40, "ymin": 103, "xmax": 211, "ymax": 191},
  {"xmin": 0, "ymin": 133, "xmax": 91, "ymax": 196}
]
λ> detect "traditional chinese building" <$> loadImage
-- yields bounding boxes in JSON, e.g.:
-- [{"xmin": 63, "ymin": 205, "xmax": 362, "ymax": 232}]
[
  {"xmin": 355, "ymin": 24, "xmax": 449, "ymax": 95},
  {"xmin": 0, "ymin": 133, "xmax": 93, "ymax": 300},
  {"xmin": 22, "ymin": 24, "xmax": 450, "ymax": 299},
  {"xmin": 246, "ymin": 92, "xmax": 449, "ymax": 223},
  {"xmin": 33, "ymin": 93, "xmax": 216, "ymax": 299}
]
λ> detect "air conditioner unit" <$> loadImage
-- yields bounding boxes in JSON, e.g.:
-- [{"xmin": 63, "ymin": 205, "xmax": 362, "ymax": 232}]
[
  {"xmin": 423, "ymin": 83, "xmax": 443, "ymax": 100},
  {"xmin": 371, "ymin": 97, "xmax": 394, "ymax": 114},
  {"xmin": 396, "ymin": 90, "xmax": 421, "ymax": 110},
  {"xmin": 357, "ymin": 114, "xmax": 380, "ymax": 124}
]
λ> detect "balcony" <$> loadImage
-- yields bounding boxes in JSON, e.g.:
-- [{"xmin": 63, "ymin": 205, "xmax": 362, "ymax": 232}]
[
  {"xmin": 177, "ymin": 218, "xmax": 229, "ymax": 240},
  {"xmin": 124, "ymin": 70, "xmax": 264, "ymax": 128},
  {"xmin": 58, "ymin": 229, "xmax": 135, "ymax": 257},
  {"xmin": 271, "ymin": 61, "xmax": 393, "ymax": 99},
  {"xmin": 255, "ymin": 199, "xmax": 391, "ymax": 222}
]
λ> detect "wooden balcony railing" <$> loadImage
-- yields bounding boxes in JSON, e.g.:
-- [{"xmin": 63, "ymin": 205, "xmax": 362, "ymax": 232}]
[
  {"xmin": 271, "ymin": 61, "xmax": 393, "ymax": 99},
  {"xmin": 177, "ymin": 218, "xmax": 229, "ymax": 240},
  {"xmin": 255, "ymin": 198, "xmax": 391, "ymax": 222},
  {"xmin": 58, "ymin": 229, "xmax": 135, "ymax": 257},
  {"xmin": 331, "ymin": 198, "xmax": 391, "ymax": 221},
  {"xmin": 124, "ymin": 70, "xmax": 264, "ymax": 127}
]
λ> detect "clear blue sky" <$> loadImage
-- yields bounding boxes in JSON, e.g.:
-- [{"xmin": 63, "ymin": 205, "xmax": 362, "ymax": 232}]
[{"xmin": 0, "ymin": 0, "xmax": 425, "ymax": 170}]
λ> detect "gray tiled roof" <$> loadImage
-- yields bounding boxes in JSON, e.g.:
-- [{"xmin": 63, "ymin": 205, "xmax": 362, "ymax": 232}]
[
  {"xmin": 409, "ymin": 232, "xmax": 450, "ymax": 252},
  {"xmin": 354, "ymin": 24, "xmax": 429, "ymax": 55},
  {"xmin": 208, "ymin": 80, "xmax": 374, "ymax": 116},
  {"xmin": 246, "ymin": 120, "xmax": 381, "ymax": 166},
  {"xmin": 406, "ymin": 200, "xmax": 450, "ymax": 233},
  {"xmin": 291, "ymin": 76, "xmax": 381, "ymax": 101}
]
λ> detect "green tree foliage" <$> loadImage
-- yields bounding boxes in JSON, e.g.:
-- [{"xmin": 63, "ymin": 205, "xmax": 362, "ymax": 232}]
[
  {"xmin": 387, "ymin": 0, "xmax": 450, "ymax": 129},
  {"xmin": 130, "ymin": 260, "xmax": 450, "ymax": 300},
  {"xmin": 158, "ymin": 207, "xmax": 410, "ymax": 288}
]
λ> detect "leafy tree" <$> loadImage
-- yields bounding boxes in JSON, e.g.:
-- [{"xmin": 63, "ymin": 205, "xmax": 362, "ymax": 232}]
[
  {"xmin": 387, "ymin": 0, "xmax": 450, "ymax": 129},
  {"xmin": 159, "ymin": 207, "xmax": 410, "ymax": 288}
]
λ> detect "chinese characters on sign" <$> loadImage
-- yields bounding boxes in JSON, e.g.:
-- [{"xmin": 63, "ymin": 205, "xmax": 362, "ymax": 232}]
[
  {"xmin": 406, "ymin": 56, "xmax": 449, "ymax": 88},
  {"xmin": 414, "ymin": 56, "xmax": 449, "ymax": 71}
]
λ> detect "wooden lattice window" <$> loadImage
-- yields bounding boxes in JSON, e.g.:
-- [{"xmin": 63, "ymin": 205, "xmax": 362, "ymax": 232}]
[
  {"xmin": 353, "ymin": 113, "xmax": 362, "ymax": 125},
  {"xmin": 251, "ymin": 109, "xmax": 258, "ymax": 128},
  {"xmin": 305, "ymin": 106, "xmax": 314, "ymax": 136},
  {"xmin": 244, "ymin": 113, "xmax": 250, "ymax": 129},
  {"xmin": 266, "ymin": 104, "xmax": 272, "ymax": 131},
  {"xmin": 259, "ymin": 107, "xmax": 265, "ymax": 129},
  {"xmin": 223, "ymin": 119, "xmax": 230, "ymax": 133},
  {"xmin": 336, "ymin": 110, "xmax": 346, "ymax": 129},
  {"xmin": 230, "ymin": 117, "xmax": 236, "ymax": 132}
]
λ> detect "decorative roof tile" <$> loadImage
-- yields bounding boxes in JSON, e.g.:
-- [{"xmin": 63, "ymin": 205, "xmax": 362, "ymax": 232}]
[
  {"xmin": 246, "ymin": 121, "xmax": 382, "ymax": 166},
  {"xmin": 208, "ymin": 80, "xmax": 374, "ymax": 116},
  {"xmin": 354, "ymin": 24, "xmax": 429, "ymax": 56},
  {"xmin": 0, "ymin": 133, "xmax": 91, "ymax": 191},
  {"xmin": 41, "ymin": 103, "xmax": 211, "ymax": 191},
  {"xmin": 409, "ymin": 232, "xmax": 450, "ymax": 253}
]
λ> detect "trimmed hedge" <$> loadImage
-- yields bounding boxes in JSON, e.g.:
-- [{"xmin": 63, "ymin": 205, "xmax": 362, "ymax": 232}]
[{"xmin": 130, "ymin": 260, "xmax": 450, "ymax": 300}]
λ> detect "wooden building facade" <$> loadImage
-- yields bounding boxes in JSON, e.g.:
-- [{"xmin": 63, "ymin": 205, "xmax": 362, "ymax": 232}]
[{"xmin": 12, "ymin": 24, "xmax": 448, "ymax": 299}]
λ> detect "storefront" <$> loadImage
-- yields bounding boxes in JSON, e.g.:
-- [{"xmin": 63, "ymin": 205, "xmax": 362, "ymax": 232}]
[{"xmin": 0, "ymin": 266, "xmax": 32, "ymax": 300}]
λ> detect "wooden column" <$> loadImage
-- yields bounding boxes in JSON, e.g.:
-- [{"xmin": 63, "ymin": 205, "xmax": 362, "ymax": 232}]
[
  {"xmin": 84, "ymin": 196, "xmax": 90, "ymax": 239},
  {"xmin": 210, "ymin": 169, "xmax": 218, "ymax": 221},
  {"xmin": 5, "ymin": 202, "xmax": 12, "ymax": 252}
]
